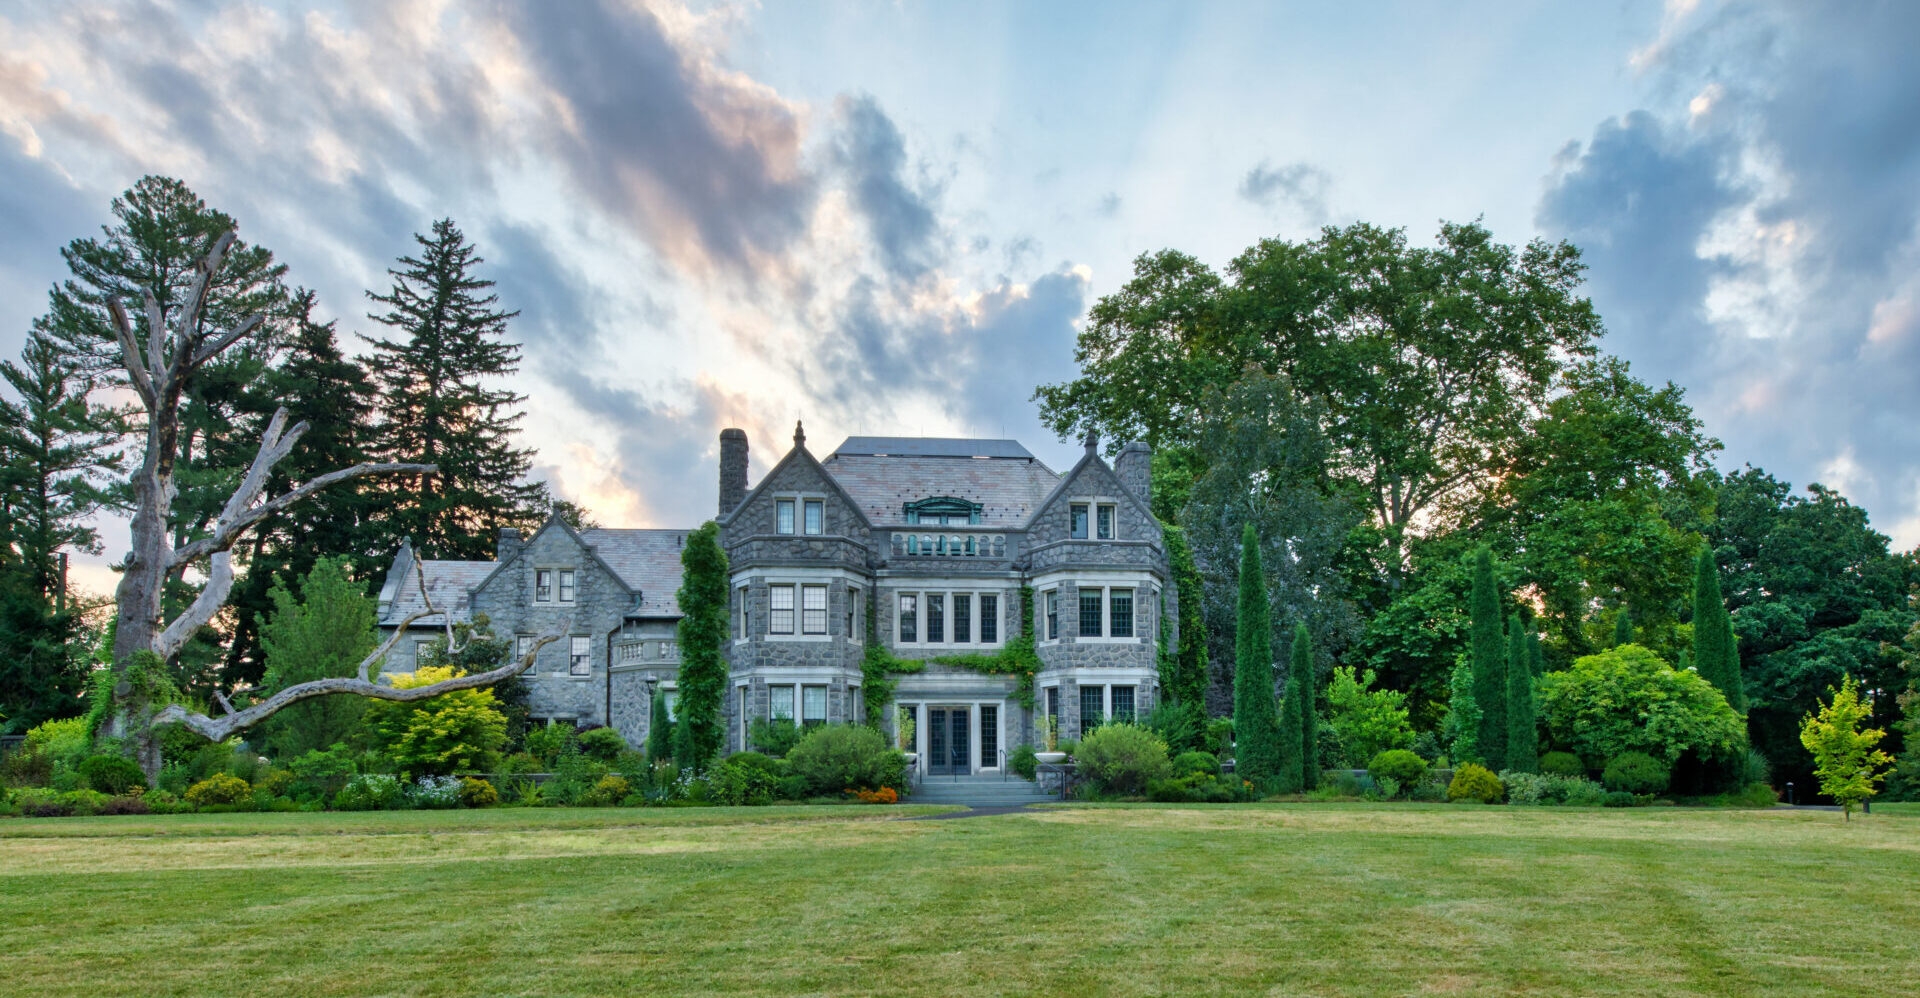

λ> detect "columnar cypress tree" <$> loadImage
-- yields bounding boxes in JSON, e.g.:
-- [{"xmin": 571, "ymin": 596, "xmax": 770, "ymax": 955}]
[
  {"xmin": 1468, "ymin": 547, "xmax": 1508, "ymax": 767},
  {"xmin": 1692, "ymin": 547, "xmax": 1744, "ymax": 712},
  {"xmin": 672, "ymin": 521, "xmax": 729, "ymax": 770},
  {"xmin": 1614, "ymin": 609, "xmax": 1634, "ymax": 648},
  {"xmin": 1277, "ymin": 673, "xmax": 1305, "ymax": 793},
  {"xmin": 1291, "ymin": 623, "xmax": 1318, "ymax": 789},
  {"xmin": 647, "ymin": 685, "xmax": 672, "ymax": 763},
  {"xmin": 1232, "ymin": 523, "xmax": 1283, "ymax": 790},
  {"xmin": 1505, "ymin": 615, "xmax": 1538, "ymax": 773},
  {"xmin": 1529, "ymin": 629, "xmax": 1545, "ymax": 678},
  {"xmin": 364, "ymin": 219, "xmax": 542, "ymax": 560}
]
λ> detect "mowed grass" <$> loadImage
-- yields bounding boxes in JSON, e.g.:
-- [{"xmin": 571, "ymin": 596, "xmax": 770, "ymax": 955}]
[{"xmin": 3, "ymin": 803, "xmax": 1916, "ymax": 997}]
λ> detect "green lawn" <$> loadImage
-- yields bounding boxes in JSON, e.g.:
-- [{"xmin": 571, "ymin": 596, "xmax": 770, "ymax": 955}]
[{"xmin": 3, "ymin": 803, "xmax": 1916, "ymax": 997}]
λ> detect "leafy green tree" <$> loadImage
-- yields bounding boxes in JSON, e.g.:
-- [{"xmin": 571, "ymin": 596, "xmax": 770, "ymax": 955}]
[
  {"xmin": 1505, "ymin": 615, "xmax": 1538, "ymax": 773},
  {"xmin": 1443, "ymin": 658, "xmax": 1481, "ymax": 765},
  {"xmin": 1039, "ymin": 221, "xmax": 1601, "ymax": 572},
  {"xmin": 672, "ymin": 521, "xmax": 728, "ymax": 770},
  {"xmin": 647, "ymin": 685, "xmax": 673, "ymax": 763},
  {"xmin": 1232, "ymin": 523, "xmax": 1283, "ymax": 790},
  {"xmin": 1538, "ymin": 644, "xmax": 1746, "ymax": 768},
  {"xmin": 1290, "ymin": 623, "xmax": 1317, "ymax": 788},
  {"xmin": 360, "ymin": 664, "xmax": 507, "ymax": 776},
  {"xmin": 1799, "ymin": 674, "xmax": 1892, "ymax": 819},
  {"xmin": 1468, "ymin": 547, "xmax": 1508, "ymax": 767},
  {"xmin": 363, "ymin": 219, "xmax": 543, "ymax": 560},
  {"xmin": 223, "ymin": 294, "xmax": 380, "ymax": 688},
  {"xmin": 253, "ymin": 557, "xmax": 376, "ymax": 758},
  {"xmin": 1324, "ymin": 665, "xmax": 1414, "ymax": 766},
  {"xmin": 1160, "ymin": 525, "xmax": 1208, "ymax": 711},
  {"xmin": 1692, "ymin": 547, "xmax": 1743, "ymax": 713}
]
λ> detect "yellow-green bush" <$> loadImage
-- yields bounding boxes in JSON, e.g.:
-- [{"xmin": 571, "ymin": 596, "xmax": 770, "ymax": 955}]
[
  {"xmin": 184, "ymin": 773, "xmax": 251, "ymax": 807},
  {"xmin": 1447, "ymin": 763, "xmax": 1503, "ymax": 803},
  {"xmin": 583, "ymin": 774, "xmax": 631, "ymax": 806},
  {"xmin": 459, "ymin": 777, "xmax": 499, "ymax": 807}
]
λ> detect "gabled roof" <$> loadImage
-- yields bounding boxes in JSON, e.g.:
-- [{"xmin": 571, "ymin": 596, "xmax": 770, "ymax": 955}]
[
  {"xmin": 720, "ymin": 425, "xmax": 877, "ymax": 533},
  {"xmin": 821, "ymin": 436, "xmax": 1062, "ymax": 527},
  {"xmin": 581, "ymin": 528, "xmax": 687, "ymax": 617},
  {"xmin": 379, "ymin": 559, "xmax": 494, "ymax": 627}
]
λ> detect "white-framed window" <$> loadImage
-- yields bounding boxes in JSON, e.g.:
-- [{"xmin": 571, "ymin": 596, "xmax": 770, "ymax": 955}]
[
  {"xmin": 803, "ymin": 498, "xmax": 824, "ymax": 535},
  {"xmin": 801, "ymin": 584, "xmax": 828, "ymax": 635},
  {"xmin": 771, "ymin": 684, "xmax": 795, "ymax": 720},
  {"xmin": 515, "ymin": 635, "xmax": 534, "ymax": 661},
  {"xmin": 953, "ymin": 593, "xmax": 971, "ymax": 644},
  {"xmin": 1112, "ymin": 685, "xmax": 1136, "ymax": 723},
  {"xmin": 1079, "ymin": 589, "xmax": 1103, "ymax": 637},
  {"xmin": 569, "ymin": 636, "xmax": 590, "ymax": 676},
  {"xmin": 535, "ymin": 569, "xmax": 553, "ymax": 603},
  {"xmin": 1045, "ymin": 589, "xmax": 1058, "ymax": 640},
  {"xmin": 893, "ymin": 590, "xmax": 1003, "ymax": 646},
  {"xmin": 898, "ymin": 593, "xmax": 917, "ymax": 643},
  {"xmin": 769, "ymin": 584, "xmax": 795, "ymax": 634},
  {"xmin": 558, "ymin": 569, "xmax": 577, "ymax": 604},
  {"xmin": 802, "ymin": 685, "xmax": 827, "ymax": 726},
  {"xmin": 980, "ymin": 594, "xmax": 998, "ymax": 643},
  {"xmin": 737, "ymin": 584, "xmax": 750, "ymax": 638},
  {"xmin": 1097, "ymin": 504, "xmax": 1115, "ymax": 540},
  {"xmin": 926, "ymin": 593, "xmax": 945, "ymax": 643},
  {"xmin": 776, "ymin": 498, "xmax": 796, "ymax": 534},
  {"xmin": 1069, "ymin": 503, "xmax": 1090, "ymax": 539},
  {"xmin": 1110, "ymin": 588, "xmax": 1135, "ymax": 638},
  {"xmin": 848, "ymin": 586, "xmax": 862, "ymax": 640}
]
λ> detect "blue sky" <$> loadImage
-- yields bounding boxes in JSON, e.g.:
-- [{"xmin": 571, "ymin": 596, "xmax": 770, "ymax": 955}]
[{"xmin": 2, "ymin": 1, "xmax": 1917, "ymax": 593}]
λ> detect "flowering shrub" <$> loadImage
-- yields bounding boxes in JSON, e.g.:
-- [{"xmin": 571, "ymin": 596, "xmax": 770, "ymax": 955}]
[
  {"xmin": 459, "ymin": 777, "xmax": 499, "ymax": 808},
  {"xmin": 851, "ymin": 786, "xmax": 898, "ymax": 804},
  {"xmin": 1447, "ymin": 763, "xmax": 1503, "ymax": 803},
  {"xmin": 1501, "ymin": 770, "xmax": 1606, "ymax": 806},
  {"xmin": 410, "ymin": 775, "xmax": 464, "ymax": 809},
  {"xmin": 185, "ymin": 773, "xmax": 252, "ymax": 807}
]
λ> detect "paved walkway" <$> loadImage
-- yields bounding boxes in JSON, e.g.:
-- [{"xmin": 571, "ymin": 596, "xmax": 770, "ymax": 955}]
[{"xmin": 908, "ymin": 804, "xmax": 1039, "ymax": 820}]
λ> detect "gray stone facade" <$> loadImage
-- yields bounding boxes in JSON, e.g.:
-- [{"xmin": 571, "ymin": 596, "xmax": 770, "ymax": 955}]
[{"xmin": 377, "ymin": 426, "xmax": 1175, "ymax": 773}]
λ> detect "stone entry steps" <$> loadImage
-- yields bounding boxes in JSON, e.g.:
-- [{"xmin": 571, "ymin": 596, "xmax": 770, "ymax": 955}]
[{"xmin": 909, "ymin": 775, "xmax": 1056, "ymax": 808}]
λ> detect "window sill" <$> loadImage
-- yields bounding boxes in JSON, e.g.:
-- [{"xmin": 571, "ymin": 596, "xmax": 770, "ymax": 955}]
[{"xmin": 765, "ymin": 634, "xmax": 834, "ymax": 642}]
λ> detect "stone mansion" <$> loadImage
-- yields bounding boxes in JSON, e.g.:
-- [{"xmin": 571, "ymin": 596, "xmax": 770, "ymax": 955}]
[{"xmin": 376, "ymin": 425, "xmax": 1177, "ymax": 776}]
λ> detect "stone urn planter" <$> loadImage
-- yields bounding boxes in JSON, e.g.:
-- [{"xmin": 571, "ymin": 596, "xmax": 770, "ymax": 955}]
[
  {"xmin": 1035, "ymin": 751, "xmax": 1067, "ymax": 765},
  {"xmin": 902, "ymin": 752, "xmax": 919, "ymax": 767}
]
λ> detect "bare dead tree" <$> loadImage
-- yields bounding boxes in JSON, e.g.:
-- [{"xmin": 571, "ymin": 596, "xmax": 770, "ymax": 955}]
[{"xmin": 105, "ymin": 231, "xmax": 554, "ymax": 774}]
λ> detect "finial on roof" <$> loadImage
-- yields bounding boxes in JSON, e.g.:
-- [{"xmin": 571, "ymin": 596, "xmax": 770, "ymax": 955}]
[
  {"xmin": 1083, "ymin": 426, "xmax": 1099, "ymax": 455},
  {"xmin": 794, "ymin": 420, "xmax": 806, "ymax": 448}
]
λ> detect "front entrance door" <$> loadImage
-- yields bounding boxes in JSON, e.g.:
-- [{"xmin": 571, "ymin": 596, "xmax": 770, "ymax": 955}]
[{"xmin": 927, "ymin": 706, "xmax": 971, "ymax": 775}]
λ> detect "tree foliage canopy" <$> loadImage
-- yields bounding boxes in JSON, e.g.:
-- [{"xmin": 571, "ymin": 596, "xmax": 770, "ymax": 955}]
[{"xmin": 1538, "ymin": 644, "xmax": 1747, "ymax": 768}]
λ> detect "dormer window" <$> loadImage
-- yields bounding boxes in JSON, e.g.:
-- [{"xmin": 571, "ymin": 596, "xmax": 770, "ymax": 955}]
[{"xmin": 903, "ymin": 496, "xmax": 982, "ymax": 526}]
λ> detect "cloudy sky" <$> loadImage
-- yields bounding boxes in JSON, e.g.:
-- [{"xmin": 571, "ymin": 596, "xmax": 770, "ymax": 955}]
[{"xmin": 3, "ymin": 0, "xmax": 1918, "ymax": 593}]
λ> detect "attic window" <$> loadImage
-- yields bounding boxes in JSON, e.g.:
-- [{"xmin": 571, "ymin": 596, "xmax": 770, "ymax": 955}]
[{"xmin": 903, "ymin": 496, "xmax": 982, "ymax": 526}]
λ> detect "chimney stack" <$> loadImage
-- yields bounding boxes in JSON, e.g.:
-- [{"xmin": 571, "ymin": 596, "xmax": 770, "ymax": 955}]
[
  {"xmin": 1114, "ymin": 440, "xmax": 1152, "ymax": 510},
  {"xmin": 719, "ymin": 428, "xmax": 749, "ymax": 518},
  {"xmin": 497, "ymin": 527, "xmax": 522, "ymax": 564}
]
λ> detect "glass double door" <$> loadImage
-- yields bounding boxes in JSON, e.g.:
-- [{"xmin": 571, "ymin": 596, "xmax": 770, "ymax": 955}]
[{"xmin": 927, "ymin": 706, "xmax": 971, "ymax": 775}]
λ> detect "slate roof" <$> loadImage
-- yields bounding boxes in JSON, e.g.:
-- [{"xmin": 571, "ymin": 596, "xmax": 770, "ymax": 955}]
[
  {"xmin": 822, "ymin": 437, "xmax": 1062, "ymax": 526},
  {"xmin": 580, "ymin": 528, "xmax": 687, "ymax": 617},
  {"xmin": 381, "ymin": 559, "xmax": 494, "ymax": 626}
]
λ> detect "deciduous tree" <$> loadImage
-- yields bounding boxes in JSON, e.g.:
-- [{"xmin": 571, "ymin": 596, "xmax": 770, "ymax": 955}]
[{"xmin": 1799, "ymin": 674, "xmax": 1892, "ymax": 819}]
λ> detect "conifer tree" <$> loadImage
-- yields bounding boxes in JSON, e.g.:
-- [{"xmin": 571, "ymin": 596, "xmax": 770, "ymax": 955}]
[
  {"xmin": 648, "ymin": 685, "xmax": 673, "ymax": 763},
  {"xmin": 253, "ymin": 557, "xmax": 375, "ymax": 758},
  {"xmin": 1692, "ymin": 547, "xmax": 1744, "ymax": 712},
  {"xmin": 1232, "ymin": 523, "xmax": 1284, "ymax": 790},
  {"xmin": 225, "ymin": 293, "xmax": 378, "ymax": 687},
  {"xmin": 1277, "ymin": 673, "xmax": 1305, "ymax": 793},
  {"xmin": 1469, "ymin": 546, "xmax": 1508, "ymax": 767},
  {"xmin": 1444, "ymin": 659, "xmax": 1481, "ymax": 765},
  {"xmin": 364, "ymin": 219, "xmax": 542, "ymax": 560},
  {"xmin": 672, "ymin": 522, "xmax": 729, "ymax": 770},
  {"xmin": 1291, "ymin": 622, "xmax": 1318, "ymax": 789},
  {"xmin": 1505, "ymin": 615, "xmax": 1538, "ymax": 773},
  {"xmin": 1614, "ymin": 609, "xmax": 1633, "ymax": 648},
  {"xmin": 1530, "ymin": 629, "xmax": 1545, "ymax": 678}
]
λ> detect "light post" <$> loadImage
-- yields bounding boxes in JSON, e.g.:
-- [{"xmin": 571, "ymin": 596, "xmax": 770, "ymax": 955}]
[{"xmin": 1786, "ymin": 781, "xmax": 1795, "ymax": 805}]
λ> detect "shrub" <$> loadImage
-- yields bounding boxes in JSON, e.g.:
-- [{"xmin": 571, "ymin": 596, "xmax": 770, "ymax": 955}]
[
  {"xmin": 1368, "ymin": 749, "xmax": 1428, "ymax": 791},
  {"xmin": 1009, "ymin": 743, "xmax": 1039, "ymax": 780},
  {"xmin": 333, "ymin": 774, "xmax": 406, "ymax": 811},
  {"xmin": 1602, "ymin": 752, "xmax": 1671, "ymax": 795},
  {"xmin": 1539, "ymin": 751, "xmax": 1585, "ymax": 777},
  {"xmin": 285, "ymin": 744, "xmax": 359, "ymax": 803},
  {"xmin": 1326, "ymin": 666, "xmax": 1416, "ymax": 764},
  {"xmin": 1447, "ymin": 763, "xmax": 1503, "ymax": 803},
  {"xmin": 185, "ymin": 773, "xmax": 252, "ymax": 807},
  {"xmin": 576, "ymin": 726, "xmax": 628, "ymax": 762},
  {"xmin": 583, "ymin": 774, "xmax": 632, "ymax": 806},
  {"xmin": 458, "ymin": 777, "xmax": 499, "ymax": 807},
  {"xmin": 1538, "ymin": 645, "xmax": 1746, "ymax": 768},
  {"xmin": 1170, "ymin": 751, "xmax": 1220, "ymax": 780},
  {"xmin": 748, "ymin": 718, "xmax": 804, "ymax": 758},
  {"xmin": 78, "ymin": 755, "xmax": 148, "ymax": 796},
  {"xmin": 787, "ymin": 724, "xmax": 906, "ymax": 795},
  {"xmin": 142, "ymin": 789, "xmax": 190, "ymax": 814},
  {"xmin": 1075, "ymin": 724, "xmax": 1173, "ymax": 797},
  {"xmin": 1501, "ymin": 771, "xmax": 1605, "ymax": 806},
  {"xmin": 411, "ymin": 775, "xmax": 463, "ymax": 809},
  {"xmin": 523, "ymin": 724, "xmax": 573, "ymax": 766},
  {"xmin": 1728, "ymin": 782, "xmax": 1779, "ymax": 808},
  {"xmin": 98, "ymin": 794, "xmax": 152, "ymax": 816},
  {"xmin": 1371, "ymin": 776, "xmax": 1402, "ymax": 800},
  {"xmin": 709, "ymin": 754, "xmax": 782, "ymax": 806},
  {"xmin": 852, "ymin": 786, "xmax": 898, "ymax": 804},
  {"xmin": 361, "ymin": 666, "xmax": 507, "ymax": 775},
  {"xmin": 1603, "ymin": 790, "xmax": 1638, "ymax": 807},
  {"xmin": 25, "ymin": 717, "xmax": 92, "ymax": 771}
]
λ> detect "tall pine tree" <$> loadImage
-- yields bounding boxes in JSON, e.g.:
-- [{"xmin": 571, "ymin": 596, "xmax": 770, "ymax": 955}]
[
  {"xmin": 1291, "ymin": 622, "xmax": 1318, "ymax": 789},
  {"xmin": 224, "ymin": 292, "xmax": 379, "ymax": 687},
  {"xmin": 673, "ymin": 522, "xmax": 729, "ymax": 770},
  {"xmin": 1233, "ymin": 523, "xmax": 1284, "ymax": 791},
  {"xmin": 1468, "ymin": 546, "xmax": 1508, "ymax": 767},
  {"xmin": 1692, "ymin": 547, "xmax": 1744, "ymax": 713},
  {"xmin": 364, "ymin": 219, "xmax": 542, "ymax": 560},
  {"xmin": 1505, "ymin": 615, "xmax": 1537, "ymax": 773}
]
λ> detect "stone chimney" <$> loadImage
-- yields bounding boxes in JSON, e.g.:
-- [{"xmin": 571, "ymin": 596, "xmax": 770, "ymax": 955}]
[
  {"xmin": 719, "ymin": 428, "xmax": 749, "ymax": 518},
  {"xmin": 497, "ymin": 527, "xmax": 522, "ymax": 564},
  {"xmin": 1114, "ymin": 440, "xmax": 1152, "ymax": 509}
]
